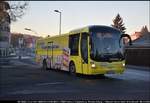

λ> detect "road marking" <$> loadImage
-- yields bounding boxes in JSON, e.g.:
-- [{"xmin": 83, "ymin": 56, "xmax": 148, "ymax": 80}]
[{"xmin": 36, "ymin": 82, "xmax": 64, "ymax": 86}]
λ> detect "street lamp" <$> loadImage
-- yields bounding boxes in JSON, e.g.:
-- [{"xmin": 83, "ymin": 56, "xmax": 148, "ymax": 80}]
[
  {"xmin": 54, "ymin": 10, "xmax": 61, "ymax": 35},
  {"xmin": 24, "ymin": 28, "xmax": 38, "ymax": 35}
]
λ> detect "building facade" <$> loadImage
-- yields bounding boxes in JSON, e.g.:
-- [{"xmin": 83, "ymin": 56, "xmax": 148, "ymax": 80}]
[{"xmin": 0, "ymin": 1, "xmax": 11, "ymax": 57}]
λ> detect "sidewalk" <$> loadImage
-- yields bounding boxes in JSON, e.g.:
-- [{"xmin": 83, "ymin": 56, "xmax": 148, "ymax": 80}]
[
  {"xmin": 0, "ymin": 60, "xmax": 27, "ymax": 69},
  {"xmin": 0, "ymin": 56, "xmax": 39, "ymax": 69},
  {"xmin": 126, "ymin": 65, "xmax": 150, "ymax": 72},
  {"xmin": 10, "ymin": 56, "xmax": 33, "ymax": 60}
]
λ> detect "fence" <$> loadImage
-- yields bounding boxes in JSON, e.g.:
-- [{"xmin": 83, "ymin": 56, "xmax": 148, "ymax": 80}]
[{"xmin": 125, "ymin": 45, "xmax": 150, "ymax": 68}]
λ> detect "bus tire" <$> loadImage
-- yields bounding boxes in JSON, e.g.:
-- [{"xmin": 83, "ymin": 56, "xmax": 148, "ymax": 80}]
[
  {"xmin": 69, "ymin": 62, "xmax": 76, "ymax": 76},
  {"xmin": 42, "ymin": 59, "xmax": 47, "ymax": 70}
]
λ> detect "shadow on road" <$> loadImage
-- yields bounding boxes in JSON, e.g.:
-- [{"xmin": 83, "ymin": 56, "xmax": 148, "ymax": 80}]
[{"xmin": 45, "ymin": 68, "xmax": 122, "ymax": 82}]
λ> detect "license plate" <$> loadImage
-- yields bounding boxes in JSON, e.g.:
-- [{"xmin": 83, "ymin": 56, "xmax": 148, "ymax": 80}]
[{"xmin": 107, "ymin": 70, "xmax": 115, "ymax": 74}]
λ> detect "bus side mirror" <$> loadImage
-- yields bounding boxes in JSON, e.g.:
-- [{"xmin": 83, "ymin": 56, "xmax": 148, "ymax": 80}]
[{"xmin": 119, "ymin": 34, "xmax": 132, "ymax": 47}]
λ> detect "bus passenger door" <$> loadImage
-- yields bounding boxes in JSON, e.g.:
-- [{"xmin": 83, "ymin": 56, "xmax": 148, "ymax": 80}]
[
  {"xmin": 69, "ymin": 33, "xmax": 81, "ymax": 73},
  {"xmin": 47, "ymin": 41, "xmax": 53, "ymax": 69},
  {"xmin": 80, "ymin": 32, "xmax": 89, "ymax": 74}
]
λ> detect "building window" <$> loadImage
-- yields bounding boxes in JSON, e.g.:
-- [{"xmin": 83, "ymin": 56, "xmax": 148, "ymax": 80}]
[{"xmin": 0, "ymin": 36, "xmax": 9, "ymax": 41}]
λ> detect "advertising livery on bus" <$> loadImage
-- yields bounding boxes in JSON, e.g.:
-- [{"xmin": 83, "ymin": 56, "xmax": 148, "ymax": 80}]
[{"xmin": 35, "ymin": 25, "xmax": 132, "ymax": 75}]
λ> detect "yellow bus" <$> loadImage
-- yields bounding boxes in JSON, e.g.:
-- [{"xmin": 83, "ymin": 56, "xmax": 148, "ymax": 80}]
[{"xmin": 35, "ymin": 25, "xmax": 132, "ymax": 75}]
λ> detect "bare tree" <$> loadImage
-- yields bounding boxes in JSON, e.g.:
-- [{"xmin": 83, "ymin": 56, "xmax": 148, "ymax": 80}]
[
  {"xmin": 8, "ymin": 1, "xmax": 29, "ymax": 22},
  {"xmin": 0, "ymin": 1, "xmax": 28, "ymax": 23}
]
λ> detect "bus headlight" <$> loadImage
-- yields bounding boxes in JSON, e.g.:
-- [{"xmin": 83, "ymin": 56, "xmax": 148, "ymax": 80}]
[
  {"xmin": 122, "ymin": 63, "xmax": 125, "ymax": 67},
  {"xmin": 90, "ymin": 61, "xmax": 96, "ymax": 68},
  {"xmin": 91, "ymin": 63, "xmax": 96, "ymax": 68}
]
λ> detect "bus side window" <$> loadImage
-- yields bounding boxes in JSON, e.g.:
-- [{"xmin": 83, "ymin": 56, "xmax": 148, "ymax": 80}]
[
  {"xmin": 69, "ymin": 34, "xmax": 80, "ymax": 56},
  {"xmin": 81, "ymin": 33, "xmax": 88, "ymax": 63}
]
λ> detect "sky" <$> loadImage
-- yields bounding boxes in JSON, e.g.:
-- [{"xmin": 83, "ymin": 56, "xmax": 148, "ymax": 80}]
[{"xmin": 10, "ymin": 1, "xmax": 149, "ymax": 37}]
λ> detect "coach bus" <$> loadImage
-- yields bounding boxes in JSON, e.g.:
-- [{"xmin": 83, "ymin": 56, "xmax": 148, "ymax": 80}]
[{"xmin": 35, "ymin": 25, "xmax": 132, "ymax": 75}]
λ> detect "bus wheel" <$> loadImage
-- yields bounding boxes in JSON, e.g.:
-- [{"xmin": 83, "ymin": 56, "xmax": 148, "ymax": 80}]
[
  {"xmin": 42, "ymin": 59, "xmax": 47, "ymax": 70},
  {"xmin": 69, "ymin": 62, "xmax": 76, "ymax": 76}
]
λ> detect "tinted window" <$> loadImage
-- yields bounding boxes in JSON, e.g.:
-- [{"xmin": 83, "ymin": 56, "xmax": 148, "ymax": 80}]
[
  {"xmin": 69, "ymin": 34, "xmax": 80, "ymax": 56},
  {"xmin": 89, "ymin": 26, "xmax": 123, "ymax": 62}
]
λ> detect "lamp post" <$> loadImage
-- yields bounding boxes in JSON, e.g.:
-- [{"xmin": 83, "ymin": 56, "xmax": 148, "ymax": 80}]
[
  {"xmin": 24, "ymin": 28, "xmax": 38, "ymax": 35},
  {"xmin": 54, "ymin": 10, "xmax": 61, "ymax": 35}
]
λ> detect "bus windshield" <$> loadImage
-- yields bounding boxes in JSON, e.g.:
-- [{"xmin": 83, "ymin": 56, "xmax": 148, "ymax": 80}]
[{"xmin": 90, "ymin": 27, "xmax": 123, "ymax": 62}]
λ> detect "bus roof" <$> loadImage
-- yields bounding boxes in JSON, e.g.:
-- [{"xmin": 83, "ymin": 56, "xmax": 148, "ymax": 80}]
[
  {"xmin": 37, "ymin": 25, "xmax": 120, "ymax": 42},
  {"xmin": 69, "ymin": 25, "xmax": 120, "ymax": 34}
]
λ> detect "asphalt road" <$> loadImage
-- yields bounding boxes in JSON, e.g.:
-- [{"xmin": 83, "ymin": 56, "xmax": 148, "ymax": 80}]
[{"xmin": 0, "ymin": 58, "xmax": 150, "ymax": 100}]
